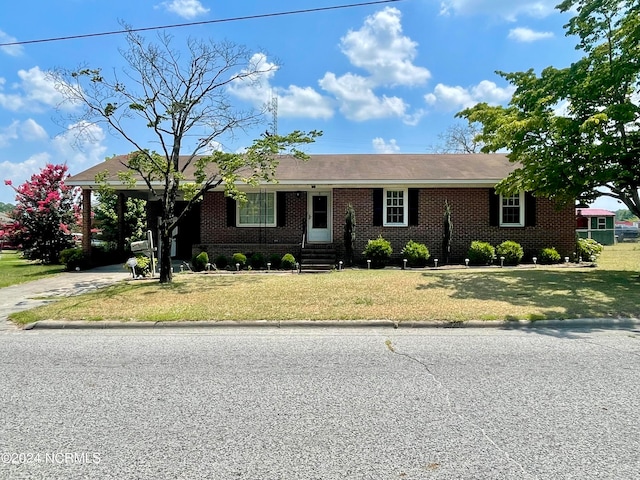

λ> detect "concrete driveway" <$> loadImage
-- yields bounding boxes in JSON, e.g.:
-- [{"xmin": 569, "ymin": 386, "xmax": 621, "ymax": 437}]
[{"xmin": 0, "ymin": 265, "xmax": 130, "ymax": 331}]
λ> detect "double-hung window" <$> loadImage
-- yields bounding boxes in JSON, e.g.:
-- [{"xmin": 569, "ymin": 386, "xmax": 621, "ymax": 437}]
[
  {"xmin": 384, "ymin": 188, "xmax": 407, "ymax": 227},
  {"xmin": 237, "ymin": 192, "xmax": 276, "ymax": 227},
  {"xmin": 500, "ymin": 192, "xmax": 525, "ymax": 227}
]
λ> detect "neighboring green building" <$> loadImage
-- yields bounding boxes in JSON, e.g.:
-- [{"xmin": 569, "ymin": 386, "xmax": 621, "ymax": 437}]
[{"xmin": 576, "ymin": 208, "xmax": 615, "ymax": 245}]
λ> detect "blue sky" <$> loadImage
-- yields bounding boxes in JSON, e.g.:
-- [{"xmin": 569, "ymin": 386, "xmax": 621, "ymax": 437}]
[{"xmin": 0, "ymin": 0, "xmax": 622, "ymax": 211}]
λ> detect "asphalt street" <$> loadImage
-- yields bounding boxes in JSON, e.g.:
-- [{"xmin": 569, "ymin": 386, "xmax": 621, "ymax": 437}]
[{"xmin": 1, "ymin": 326, "xmax": 639, "ymax": 479}]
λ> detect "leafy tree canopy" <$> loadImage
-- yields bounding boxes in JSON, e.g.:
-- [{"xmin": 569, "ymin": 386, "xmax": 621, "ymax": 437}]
[
  {"xmin": 458, "ymin": 0, "xmax": 640, "ymax": 218},
  {"xmin": 52, "ymin": 29, "xmax": 321, "ymax": 283},
  {"xmin": 0, "ymin": 202, "xmax": 15, "ymax": 214}
]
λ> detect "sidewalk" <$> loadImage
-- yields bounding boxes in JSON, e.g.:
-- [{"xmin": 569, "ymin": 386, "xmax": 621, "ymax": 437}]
[{"xmin": 0, "ymin": 264, "xmax": 130, "ymax": 331}]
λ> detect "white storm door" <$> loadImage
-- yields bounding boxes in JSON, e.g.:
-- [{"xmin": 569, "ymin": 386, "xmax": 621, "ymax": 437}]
[{"xmin": 307, "ymin": 191, "xmax": 332, "ymax": 243}]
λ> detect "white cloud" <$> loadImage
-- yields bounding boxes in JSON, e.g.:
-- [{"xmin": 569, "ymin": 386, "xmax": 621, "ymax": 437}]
[
  {"xmin": 372, "ymin": 138, "xmax": 400, "ymax": 153},
  {"xmin": 425, "ymin": 80, "xmax": 515, "ymax": 111},
  {"xmin": 0, "ymin": 119, "xmax": 48, "ymax": 147},
  {"xmin": 0, "ymin": 121, "xmax": 19, "ymax": 147},
  {"xmin": 440, "ymin": 0, "xmax": 557, "ymax": 20},
  {"xmin": 160, "ymin": 0, "xmax": 209, "ymax": 19},
  {"xmin": 0, "ymin": 30, "xmax": 23, "ymax": 57},
  {"xmin": 20, "ymin": 119, "xmax": 48, "ymax": 141},
  {"xmin": 319, "ymin": 72, "xmax": 408, "ymax": 122},
  {"xmin": 229, "ymin": 54, "xmax": 334, "ymax": 120},
  {"xmin": 0, "ymin": 152, "xmax": 52, "ymax": 199},
  {"xmin": 508, "ymin": 27, "xmax": 554, "ymax": 42},
  {"xmin": 0, "ymin": 67, "xmax": 75, "ymax": 112},
  {"xmin": 52, "ymin": 121, "xmax": 107, "ymax": 170},
  {"xmin": 340, "ymin": 7, "xmax": 430, "ymax": 86}
]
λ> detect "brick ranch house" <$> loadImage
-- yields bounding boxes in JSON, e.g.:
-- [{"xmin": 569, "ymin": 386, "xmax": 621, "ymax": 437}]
[{"xmin": 67, "ymin": 153, "xmax": 576, "ymax": 268}]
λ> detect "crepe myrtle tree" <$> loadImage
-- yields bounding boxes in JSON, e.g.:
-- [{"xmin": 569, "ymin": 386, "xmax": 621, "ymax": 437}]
[
  {"xmin": 51, "ymin": 28, "xmax": 320, "ymax": 283},
  {"xmin": 4, "ymin": 164, "xmax": 78, "ymax": 263},
  {"xmin": 458, "ymin": 0, "xmax": 640, "ymax": 218}
]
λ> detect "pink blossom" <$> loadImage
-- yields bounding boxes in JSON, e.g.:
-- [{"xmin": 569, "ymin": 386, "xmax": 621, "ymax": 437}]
[
  {"xmin": 59, "ymin": 223, "xmax": 70, "ymax": 234},
  {"xmin": 4, "ymin": 179, "xmax": 12, "ymax": 186}
]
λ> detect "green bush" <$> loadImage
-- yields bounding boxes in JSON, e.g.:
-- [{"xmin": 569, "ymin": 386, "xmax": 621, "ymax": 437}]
[
  {"xmin": 268, "ymin": 253, "xmax": 281, "ymax": 269},
  {"xmin": 125, "ymin": 254, "xmax": 151, "ymax": 277},
  {"xmin": 250, "ymin": 252, "xmax": 266, "ymax": 270},
  {"xmin": 214, "ymin": 254, "xmax": 228, "ymax": 269},
  {"xmin": 467, "ymin": 241, "xmax": 495, "ymax": 266},
  {"xmin": 281, "ymin": 253, "xmax": 296, "ymax": 270},
  {"xmin": 577, "ymin": 238, "xmax": 604, "ymax": 261},
  {"xmin": 59, "ymin": 248, "xmax": 88, "ymax": 271},
  {"xmin": 363, "ymin": 235, "xmax": 393, "ymax": 268},
  {"xmin": 401, "ymin": 240, "xmax": 430, "ymax": 267},
  {"xmin": 539, "ymin": 247, "xmax": 561, "ymax": 265},
  {"xmin": 192, "ymin": 251, "xmax": 209, "ymax": 272},
  {"xmin": 496, "ymin": 240, "xmax": 524, "ymax": 266},
  {"xmin": 232, "ymin": 252, "xmax": 247, "ymax": 269}
]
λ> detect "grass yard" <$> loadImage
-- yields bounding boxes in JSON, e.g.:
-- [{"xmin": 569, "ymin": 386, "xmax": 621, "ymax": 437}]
[
  {"xmin": 0, "ymin": 250, "xmax": 65, "ymax": 289},
  {"xmin": 9, "ymin": 242, "xmax": 640, "ymax": 325}
]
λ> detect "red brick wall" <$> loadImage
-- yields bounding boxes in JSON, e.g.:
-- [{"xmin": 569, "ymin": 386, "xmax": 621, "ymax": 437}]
[
  {"xmin": 200, "ymin": 191, "xmax": 306, "ymax": 245},
  {"xmin": 195, "ymin": 188, "xmax": 576, "ymax": 264},
  {"xmin": 332, "ymin": 188, "xmax": 575, "ymax": 264}
]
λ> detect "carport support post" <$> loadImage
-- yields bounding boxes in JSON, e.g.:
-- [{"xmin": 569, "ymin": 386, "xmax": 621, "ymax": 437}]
[{"xmin": 81, "ymin": 189, "xmax": 92, "ymax": 257}]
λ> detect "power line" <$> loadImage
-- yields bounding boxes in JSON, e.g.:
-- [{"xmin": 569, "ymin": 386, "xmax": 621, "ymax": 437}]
[{"xmin": 0, "ymin": 0, "xmax": 403, "ymax": 47}]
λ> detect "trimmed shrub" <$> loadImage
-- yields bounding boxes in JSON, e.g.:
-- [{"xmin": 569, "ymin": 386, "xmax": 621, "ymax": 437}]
[
  {"xmin": 363, "ymin": 235, "xmax": 393, "ymax": 268},
  {"xmin": 268, "ymin": 253, "xmax": 281, "ymax": 269},
  {"xmin": 214, "ymin": 254, "xmax": 228, "ymax": 269},
  {"xmin": 59, "ymin": 247, "xmax": 89, "ymax": 271},
  {"xmin": 401, "ymin": 240, "xmax": 430, "ymax": 267},
  {"xmin": 232, "ymin": 252, "xmax": 247, "ymax": 269},
  {"xmin": 577, "ymin": 238, "xmax": 604, "ymax": 261},
  {"xmin": 250, "ymin": 252, "xmax": 266, "ymax": 270},
  {"xmin": 467, "ymin": 241, "xmax": 495, "ymax": 266},
  {"xmin": 539, "ymin": 247, "xmax": 561, "ymax": 265},
  {"xmin": 192, "ymin": 251, "xmax": 209, "ymax": 272},
  {"xmin": 281, "ymin": 253, "xmax": 296, "ymax": 270},
  {"xmin": 496, "ymin": 240, "xmax": 524, "ymax": 266}
]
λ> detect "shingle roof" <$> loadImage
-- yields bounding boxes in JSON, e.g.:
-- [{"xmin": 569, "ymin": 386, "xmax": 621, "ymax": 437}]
[{"xmin": 67, "ymin": 153, "xmax": 516, "ymax": 188}]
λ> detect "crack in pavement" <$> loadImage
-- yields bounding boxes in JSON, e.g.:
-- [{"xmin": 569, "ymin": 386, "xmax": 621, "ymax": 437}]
[{"xmin": 385, "ymin": 339, "xmax": 538, "ymax": 479}]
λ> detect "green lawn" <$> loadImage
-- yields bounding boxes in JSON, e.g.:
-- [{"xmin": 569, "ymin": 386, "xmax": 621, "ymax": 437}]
[
  {"xmin": 0, "ymin": 250, "xmax": 65, "ymax": 289},
  {"xmin": 9, "ymin": 242, "xmax": 640, "ymax": 325}
]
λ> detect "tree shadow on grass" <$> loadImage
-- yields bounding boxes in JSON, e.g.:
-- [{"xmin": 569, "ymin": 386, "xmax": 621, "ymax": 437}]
[{"xmin": 417, "ymin": 269, "xmax": 640, "ymax": 335}]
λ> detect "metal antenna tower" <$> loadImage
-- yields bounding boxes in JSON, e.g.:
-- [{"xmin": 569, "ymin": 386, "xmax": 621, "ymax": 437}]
[{"xmin": 268, "ymin": 93, "xmax": 278, "ymax": 136}]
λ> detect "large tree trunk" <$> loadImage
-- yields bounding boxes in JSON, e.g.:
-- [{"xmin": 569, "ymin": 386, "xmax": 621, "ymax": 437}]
[{"xmin": 159, "ymin": 225, "xmax": 173, "ymax": 283}]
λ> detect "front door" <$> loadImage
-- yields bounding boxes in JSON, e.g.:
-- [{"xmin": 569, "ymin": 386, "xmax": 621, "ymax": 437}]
[{"xmin": 307, "ymin": 191, "xmax": 332, "ymax": 243}]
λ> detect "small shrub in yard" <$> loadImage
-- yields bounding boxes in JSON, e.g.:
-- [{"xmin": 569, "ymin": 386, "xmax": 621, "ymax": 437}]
[
  {"xmin": 250, "ymin": 252, "xmax": 266, "ymax": 270},
  {"xmin": 577, "ymin": 238, "xmax": 604, "ymax": 261},
  {"xmin": 363, "ymin": 235, "xmax": 393, "ymax": 268},
  {"xmin": 496, "ymin": 240, "xmax": 524, "ymax": 265},
  {"xmin": 214, "ymin": 255, "xmax": 228, "ymax": 269},
  {"xmin": 467, "ymin": 241, "xmax": 495, "ymax": 265},
  {"xmin": 192, "ymin": 251, "xmax": 209, "ymax": 272},
  {"xmin": 281, "ymin": 253, "xmax": 296, "ymax": 270},
  {"xmin": 232, "ymin": 252, "xmax": 247, "ymax": 269},
  {"xmin": 268, "ymin": 253, "xmax": 281, "ymax": 269},
  {"xmin": 126, "ymin": 254, "xmax": 151, "ymax": 276},
  {"xmin": 539, "ymin": 247, "xmax": 561, "ymax": 264},
  {"xmin": 401, "ymin": 240, "xmax": 430, "ymax": 267},
  {"xmin": 59, "ymin": 248, "xmax": 88, "ymax": 270}
]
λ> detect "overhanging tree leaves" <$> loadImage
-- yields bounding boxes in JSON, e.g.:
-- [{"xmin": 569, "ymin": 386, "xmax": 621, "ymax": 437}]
[
  {"xmin": 458, "ymin": 0, "xmax": 640, "ymax": 218},
  {"xmin": 52, "ymin": 29, "xmax": 320, "ymax": 283}
]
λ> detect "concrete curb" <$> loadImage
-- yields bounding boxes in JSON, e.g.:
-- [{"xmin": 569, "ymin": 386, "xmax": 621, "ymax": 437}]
[{"xmin": 21, "ymin": 317, "xmax": 640, "ymax": 331}]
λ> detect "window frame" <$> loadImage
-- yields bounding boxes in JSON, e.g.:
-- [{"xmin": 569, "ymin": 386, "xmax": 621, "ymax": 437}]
[
  {"xmin": 236, "ymin": 191, "xmax": 277, "ymax": 227},
  {"xmin": 499, "ymin": 192, "xmax": 525, "ymax": 227},
  {"xmin": 383, "ymin": 188, "xmax": 408, "ymax": 227}
]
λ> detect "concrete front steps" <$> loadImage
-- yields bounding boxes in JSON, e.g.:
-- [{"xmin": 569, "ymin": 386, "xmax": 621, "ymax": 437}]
[{"xmin": 300, "ymin": 244, "xmax": 337, "ymax": 272}]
